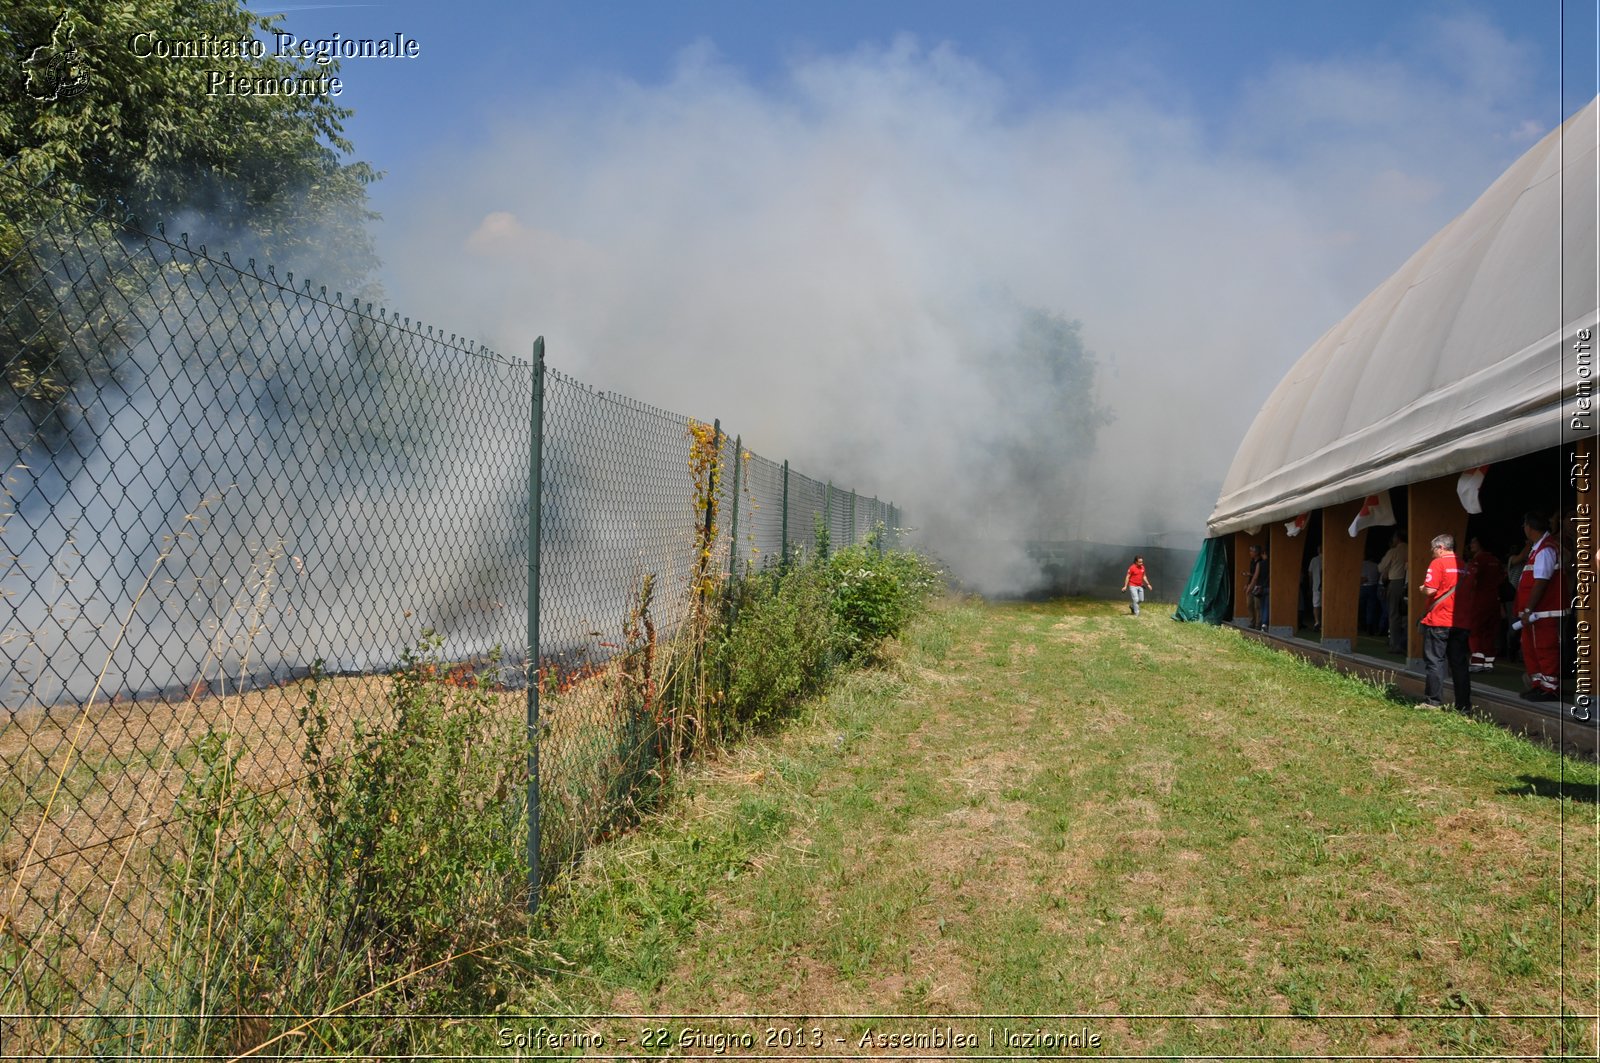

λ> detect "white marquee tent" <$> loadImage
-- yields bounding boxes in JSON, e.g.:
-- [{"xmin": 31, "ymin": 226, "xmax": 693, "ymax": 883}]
[{"xmin": 1208, "ymin": 97, "xmax": 1598, "ymax": 537}]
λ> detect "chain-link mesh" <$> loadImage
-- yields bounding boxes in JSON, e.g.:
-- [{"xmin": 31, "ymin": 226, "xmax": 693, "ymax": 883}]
[
  {"xmin": 2, "ymin": 168, "xmax": 900, "ymax": 1052},
  {"xmin": 534, "ymin": 372, "xmax": 705, "ymax": 871},
  {"xmin": 2, "ymin": 167, "xmax": 536, "ymax": 1053},
  {"xmin": 732, "ymin": 452, "xmax": 788, "ymax": 573},
  {"xmin": 532, "ymin": 391, "xmax": 898, "ymax": 878}
]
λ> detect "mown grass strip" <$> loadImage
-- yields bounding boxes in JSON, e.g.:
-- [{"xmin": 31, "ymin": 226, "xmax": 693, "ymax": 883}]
[{"xmin": 465, "ymin": 597, "xmax": 1598, "ymax": 1060}]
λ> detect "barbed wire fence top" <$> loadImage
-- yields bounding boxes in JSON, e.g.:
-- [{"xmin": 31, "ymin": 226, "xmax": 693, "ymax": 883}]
[{"xmin": 0, "ymin": 167, "xmax": 900, "ymax": 1050}]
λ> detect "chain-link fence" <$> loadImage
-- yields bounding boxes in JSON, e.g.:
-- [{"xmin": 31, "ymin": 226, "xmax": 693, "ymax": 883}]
[
  {"xmin": 1, "ymin": 168, "xmax": 900, "ymax": 1053},
  {"xmin": 532, "ymin": 381, "xmax": 900, "ymax": 889}
]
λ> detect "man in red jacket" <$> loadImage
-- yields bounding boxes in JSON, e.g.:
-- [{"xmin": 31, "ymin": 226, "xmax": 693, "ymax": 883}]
[
  {"xmin": 1418, "ymin": 533, "xmax": 1472, "ymax": 711},
  {"xmin": 1514, "ymin": 512, "xmax": 1565, "ymax": 702}
]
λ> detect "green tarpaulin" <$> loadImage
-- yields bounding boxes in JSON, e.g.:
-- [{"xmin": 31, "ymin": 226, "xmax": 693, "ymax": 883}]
[{"xmin": 1173, "ymin": 536, "xmax": 1231, "ymax": 623}]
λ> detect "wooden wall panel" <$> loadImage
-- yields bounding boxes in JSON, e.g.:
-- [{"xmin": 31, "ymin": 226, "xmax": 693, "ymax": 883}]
[
  {"xmin": 1322, "ymin": 500, "xmax": 1367, "ymax": 653},
  {"xmin": 1234, "ymin": 529, "xmax": 1267, "ymax": 624},
  {"xmin": 1270, "ymin": 519, "xmax": 1308, "ymax": 636}
]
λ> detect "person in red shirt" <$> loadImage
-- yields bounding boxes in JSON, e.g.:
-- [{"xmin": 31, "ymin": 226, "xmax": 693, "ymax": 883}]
[
  {"xmin": 1418, "ymin": 533, "xmax": 1471, "ymax": 711},
  {"xmin": 1122, "ymin": 556, "xmax": 1153, "ymax": 616},
  {"xmin": 1514, "ymin": 511, "xmax": 1565, "ymax": 701},
  {"xmin": 1465, "ymin": 536, "xmax": 1506, "ymax": 672}
]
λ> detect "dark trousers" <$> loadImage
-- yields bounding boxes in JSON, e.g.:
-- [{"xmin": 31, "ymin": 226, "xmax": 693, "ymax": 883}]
[
  {"xmin": 1422, "ymin": 624, "xmax": 1472, "ymax": 708},
  {"xmin": 1385, "ymin": 580, "xmax": 1407, "ymax": 650},
  {"xmin": 1359, "ymin": 584, "xmax": 1383, "ymax": 632}
]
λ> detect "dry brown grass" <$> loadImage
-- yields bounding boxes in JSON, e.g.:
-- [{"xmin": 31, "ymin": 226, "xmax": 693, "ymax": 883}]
[
  {"xmin": 2, "ymin": 675, "xmax": 395, "ymax": 1003},
  {"xmin": 0, "ymin": 650, "xmax": 651, "ymax": 1022}
]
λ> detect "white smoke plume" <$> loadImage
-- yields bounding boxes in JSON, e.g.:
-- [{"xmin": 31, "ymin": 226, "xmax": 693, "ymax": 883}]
[{"xmin": 379, "ymin": 18, "xmax": 1552, "ymax": 593}]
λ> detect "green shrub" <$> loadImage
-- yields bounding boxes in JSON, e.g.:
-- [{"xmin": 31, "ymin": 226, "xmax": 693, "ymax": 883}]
[
  {"xmin": 307, "ymin": 635, "xmax": 527, "ymax": 979},
  {"xmin": 711, "ymin": 542, "xmax": 941, "ymax": 732},
  {"xmin": 99, "ymin": 634, "xmax": 529, "ymax": 1058},
  {"xmin": 713, "ymin": 561, "xmax": 837, "ymax": 732},
  {"xmin": 827, "ymin": 542, "xmax": 942, "ymax": 661}
]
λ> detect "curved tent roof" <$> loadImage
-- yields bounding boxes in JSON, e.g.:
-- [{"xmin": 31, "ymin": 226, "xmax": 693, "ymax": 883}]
[{"xmin": 1208, "ymin": 98, "xmax": 1598, "ymax": 537}]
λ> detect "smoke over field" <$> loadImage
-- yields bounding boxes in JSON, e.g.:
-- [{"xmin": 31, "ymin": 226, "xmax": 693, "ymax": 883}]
[
  {"xmin": 377, "ymin": 24, "xmax": 1550, "ymax": 591},
  {"xmin": 0, "ymin": 202, "xmax": 537, "ymax": 708}
]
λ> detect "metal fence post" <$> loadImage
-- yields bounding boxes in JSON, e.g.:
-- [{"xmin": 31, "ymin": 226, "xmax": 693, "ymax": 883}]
[
  {"xmin": 704, "ymin": 419, "xmax": 722, "ymax": 551},
  {"xmin": 727, "ymin": 434, "xmax": 742, "ymax": 580},
  {"xmin": 526, "ymin": 336, "xmax": 545, "ymax": 914},
  {"xmin": 823, "ymin": 482, "xmax": 832, "ymax": 559},
  {"xmin": 781, "ymin": 460, "xmax": 790, "ymax": 570},
  {"xmin": 849, "ymin": 489, "xmax": 857, "ymax": 547}
]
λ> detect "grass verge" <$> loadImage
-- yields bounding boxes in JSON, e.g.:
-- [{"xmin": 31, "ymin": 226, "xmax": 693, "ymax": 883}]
[{"xmin": 460, "ymin": 596, "xmax": 1599, "ymax": 1060}]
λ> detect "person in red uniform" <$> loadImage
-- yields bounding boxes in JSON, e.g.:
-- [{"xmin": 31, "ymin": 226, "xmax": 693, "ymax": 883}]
[
  {"xmin": 1514, "ymin": 511, "xmax": 1565, "ymax": 701},
  {"xmin": 1465, "ymin": 535, "xmax": 1506, "ymax": 672},
  {"xmin": 1123, "ymin": 555, "xmax": 1153, "ymax": 616},
  {"xmin": 1418, "ymin": 533, "xmax": 1471, "ymax": 711}
]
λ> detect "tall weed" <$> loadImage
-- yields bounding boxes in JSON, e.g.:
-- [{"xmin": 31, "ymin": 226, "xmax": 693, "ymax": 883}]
[{"xmin": 95, "ymin": 634, "xmax": 529, "ymax": 1058}]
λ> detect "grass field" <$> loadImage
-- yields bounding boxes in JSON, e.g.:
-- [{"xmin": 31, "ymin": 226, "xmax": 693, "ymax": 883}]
[{"xmin": 485, "ymin": 596, "xmax": 1599, "ymax": 1059}]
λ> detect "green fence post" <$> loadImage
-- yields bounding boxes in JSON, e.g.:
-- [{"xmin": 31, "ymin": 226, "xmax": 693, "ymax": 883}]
[
  {"xmin": 704, "ymin": 419, "xmax": 722, "ymax": 551},
  {"xmin": 526, "ymin": 336, "xmax": 546, "ymax": 914},
  {"xmin": 823, "ymin": 482, "xmax": 832, "ymax": 559},
  {"xmin": 727, "ymin": 434, "xmax": 742, "ymax": 580},
  {"xmin": 781, "ymin": 460, "xmax": 790, "ymax": 571}
]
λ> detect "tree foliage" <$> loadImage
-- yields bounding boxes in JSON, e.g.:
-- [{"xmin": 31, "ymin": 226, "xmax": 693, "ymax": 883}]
[
  {"xmin": 972, "ymin": 304, "xmax": 1113, "ymax": 532},
  {"xmin": 0, "ymin": 0, "xmax": 376, "ymax": 259},
  {"xmin": 0, "ymin": 0, "xmax": 378, "ymax": 409}
]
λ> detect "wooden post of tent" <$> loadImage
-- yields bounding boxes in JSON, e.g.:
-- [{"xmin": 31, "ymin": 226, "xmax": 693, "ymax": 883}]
[
  {"xmin": 1233, "ymin": 529, "xmax": 1267, "ymax": 626},
  {"xmin": 1407, "ymin": 475, "xmax": 1471, "ymax": 670},
  {"xmin": 1322, "ymin": 500, "xmax": 1367, "ymax": 654},
  {"xmin": 1269, "ymin": 519, "xmax": 1308, "ymax": 638}
]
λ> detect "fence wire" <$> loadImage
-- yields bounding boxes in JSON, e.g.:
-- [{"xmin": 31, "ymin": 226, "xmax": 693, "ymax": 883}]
[
  {"xmin": 1, "ymin": 166, "xmax": 536, "ymax": 1053},
  {"xmin": 1, "ymin": 168, "xmax": 899, "ymax": 1053}
]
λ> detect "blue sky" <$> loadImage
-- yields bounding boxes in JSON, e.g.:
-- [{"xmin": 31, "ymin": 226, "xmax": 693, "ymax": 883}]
[
  {"xmin": 243, "ymin": 1, "xmax": 1596, "ymax": 560},
  {"xmin": 257, "ymin": 0, "xmax": 1587, "ymax": 206}
]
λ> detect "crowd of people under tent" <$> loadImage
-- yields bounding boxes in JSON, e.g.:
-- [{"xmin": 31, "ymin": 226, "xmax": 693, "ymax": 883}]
[{"xmin": 1235, "ymin": 508, "xmax": 1577, "ymax": 708}]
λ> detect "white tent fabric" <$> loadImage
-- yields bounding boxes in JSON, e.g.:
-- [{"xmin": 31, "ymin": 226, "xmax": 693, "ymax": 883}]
[{"xmin": 1208, "ymin": 98, "xmax": 1599, "ymax": 537}]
